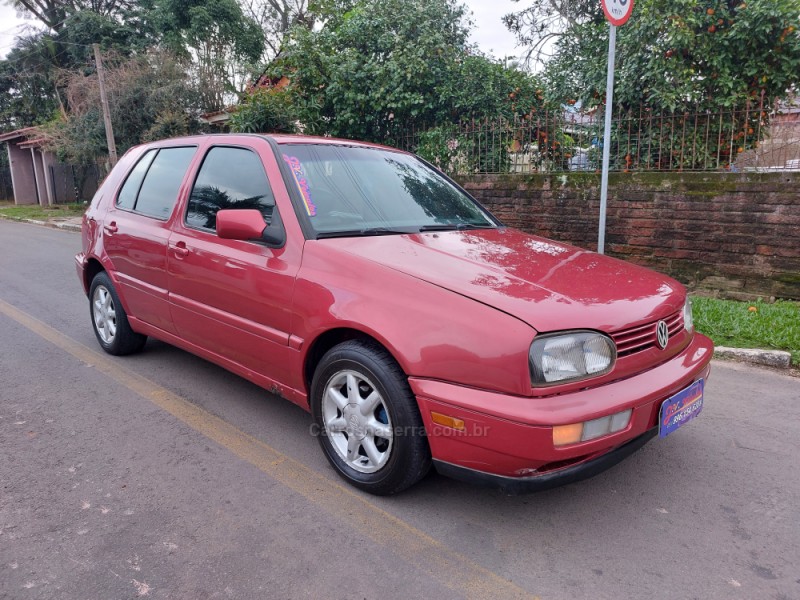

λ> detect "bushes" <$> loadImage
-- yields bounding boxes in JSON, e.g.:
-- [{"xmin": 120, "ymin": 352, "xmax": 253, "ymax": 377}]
[{"xmin": 228, "ymin": 87, "xmax": 299, "ymax": 134}]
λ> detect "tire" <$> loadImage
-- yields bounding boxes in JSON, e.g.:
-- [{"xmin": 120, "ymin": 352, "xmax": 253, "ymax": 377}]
[
  {"xmin": 310, "ymin": 340, "xmax": 431, "ymax": 495},
  {"xmin": 89, "ymin": 271, "xmax": 147, "ymax": 356}
]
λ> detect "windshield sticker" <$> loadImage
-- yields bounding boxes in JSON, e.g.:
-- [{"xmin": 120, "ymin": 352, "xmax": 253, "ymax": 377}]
[{"xmin": 283, "ymin": 154, "xmax": 317, "ymax": 217}]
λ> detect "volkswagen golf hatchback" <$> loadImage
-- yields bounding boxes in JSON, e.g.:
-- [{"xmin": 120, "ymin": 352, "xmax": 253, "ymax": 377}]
[{"xmin": 77, "ymin": 134, "xmax": 713, "ymax": 495}]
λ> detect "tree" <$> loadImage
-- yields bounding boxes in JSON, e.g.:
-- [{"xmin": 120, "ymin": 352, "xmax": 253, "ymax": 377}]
[
  {"xmin": 503, "ymin": 0, "xmax": 598, "ymax": 68},
  {"xmin": 239, "ymin": 0, "xmax": 312, "ymax": 59},
  {"xmin": 506, "ymin": 0, "xmax": 800, "ymax": 114},
  {"xmin": 0, "ymin": 32, "xmax": 63, "ymax": 129},
  {"xmin": 283, "ymin": 0, "xmax": 472, "ymax": 141},
  {"xmin": 282, "ymin": 0, "xmax": 545, "ymax": 142},
  {"xmin": 44, "ymin": 50, "xmax": 200, "ymax": 164},
  {"xmin": 4, "ymin": 0, "xmax": 138, "ymax": 32},
  {"xmin": 0, "ymin": 2, "xmax": 158, "ymax": 129},
  {"xmin": 151, "ymin": 0, "xmax": 265, "ymax": 111}
]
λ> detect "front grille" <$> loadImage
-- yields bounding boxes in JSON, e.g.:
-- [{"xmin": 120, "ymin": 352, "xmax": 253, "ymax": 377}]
[{"xmin": 611, "ymin": 310, "xmax": 684, "ymax": 357}]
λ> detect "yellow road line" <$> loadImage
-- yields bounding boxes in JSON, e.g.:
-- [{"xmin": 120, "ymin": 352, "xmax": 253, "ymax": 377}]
[{"xmin": 0, "ymin": 298, "xmax": 539, "ymax": 600}]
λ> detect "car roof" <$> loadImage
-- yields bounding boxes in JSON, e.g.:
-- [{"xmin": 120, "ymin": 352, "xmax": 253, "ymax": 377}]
[{"xmin": 130, "ymin": 133, "xmax": 404, "ymax": 154}]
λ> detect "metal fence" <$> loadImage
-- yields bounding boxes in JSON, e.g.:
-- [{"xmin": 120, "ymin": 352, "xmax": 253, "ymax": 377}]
[{"xmin": 392, "ymin": 101, "xmax": 800, "ymax": 175}]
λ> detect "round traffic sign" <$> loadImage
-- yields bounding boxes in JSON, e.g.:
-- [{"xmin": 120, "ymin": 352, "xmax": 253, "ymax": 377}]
[{"xmin": 601, "ymin": 0, "xmax": 634, "ymax": 26}]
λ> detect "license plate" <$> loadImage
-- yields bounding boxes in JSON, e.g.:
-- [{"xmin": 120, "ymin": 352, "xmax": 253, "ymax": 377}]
[{"xmin": 659, "ymin": 379, "xmax": 704, "ymax": 438}]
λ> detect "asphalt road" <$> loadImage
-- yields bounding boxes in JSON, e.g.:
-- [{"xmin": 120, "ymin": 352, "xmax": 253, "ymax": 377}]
[{"xmin": 1, "ymin": 219, "xmax": 798, "ymax": 600}]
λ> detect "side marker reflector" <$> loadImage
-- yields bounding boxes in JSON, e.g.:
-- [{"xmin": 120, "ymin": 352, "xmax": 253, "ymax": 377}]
[{"xmin": 430, "ymin": 411, "xmax": 466, "ymax": 431}]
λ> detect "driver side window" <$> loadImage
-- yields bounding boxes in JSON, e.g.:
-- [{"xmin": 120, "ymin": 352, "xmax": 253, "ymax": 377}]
[{"xmin": 186, "ymin": 146, "xmax": 275, "ymax": 231}]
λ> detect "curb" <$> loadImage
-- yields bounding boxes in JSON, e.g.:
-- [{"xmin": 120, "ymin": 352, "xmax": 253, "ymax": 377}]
[
  {"xmin": 53, "ymin": 221, "xmax": 82, "ymax": 232},
  {"xmin": 714, "ymin": 346, "xmax": 792, "ymax": 370},
  {"xmin": 0, "ymin": 214, "xmax": 82, "ymax": 232}
]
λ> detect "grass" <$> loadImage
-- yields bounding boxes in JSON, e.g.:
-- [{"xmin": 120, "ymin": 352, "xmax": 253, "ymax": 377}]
[
  {"xmin": 692, "ymin": 296, "xmax": 800, "ymax": 366},
  {"xmin": 0, "ymin": 201, "xmax": 86, "ymax": 220}
]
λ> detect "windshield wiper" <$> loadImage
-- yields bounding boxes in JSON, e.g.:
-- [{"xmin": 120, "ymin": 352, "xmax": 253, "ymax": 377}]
[
  {"xmin": 316, "ymin": 227, "xmax": 418, "ymax": 239},
  {"xmin": 417, "ymin": 223, "xmax": 495, "ymax": 232}
]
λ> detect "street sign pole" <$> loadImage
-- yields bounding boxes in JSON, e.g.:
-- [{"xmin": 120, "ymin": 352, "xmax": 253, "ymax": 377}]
[
  {"xmin": 598, "ymin": 24, "xmax": 616, "ymax": 255},
  {"xmin": 598, "ymin": 0, "xmax": 634, "ymax": 254}
]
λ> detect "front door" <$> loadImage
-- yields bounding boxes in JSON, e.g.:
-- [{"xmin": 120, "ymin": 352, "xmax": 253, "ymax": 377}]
[{"xmin": 167, "ymin": 142, "xmax": 300, "ymax": 385}]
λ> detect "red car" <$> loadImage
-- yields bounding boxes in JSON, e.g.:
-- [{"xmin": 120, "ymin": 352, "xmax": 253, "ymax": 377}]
[{"xmin": 76, "ymin": 134, "xmax": 713, "ymax": 495}]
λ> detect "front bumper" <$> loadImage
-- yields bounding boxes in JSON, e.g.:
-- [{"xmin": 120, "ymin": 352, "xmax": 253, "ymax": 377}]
[
  {"xmin": 434, "ymin": 428, "xmax": 658, "ymax": 493},
  {"xmin": 410, "ymin": 332, "xmax": 713, "ymax": 489}
]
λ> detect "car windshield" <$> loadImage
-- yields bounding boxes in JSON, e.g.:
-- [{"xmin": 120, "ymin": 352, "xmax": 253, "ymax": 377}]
[{"xmin": 278, "ymin": 144, "xmax": 497, "ymax": 237}]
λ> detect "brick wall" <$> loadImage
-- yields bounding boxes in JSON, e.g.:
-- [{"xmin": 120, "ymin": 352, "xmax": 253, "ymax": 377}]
[{"xmin": 456, "ymin": 172, "xmax": 800, "ymax": 300}]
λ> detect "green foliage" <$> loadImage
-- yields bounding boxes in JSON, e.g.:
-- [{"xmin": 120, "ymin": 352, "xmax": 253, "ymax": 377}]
[
  {"xmin": 693, "ymin": 296, "xmax": 800, "ymax": 365},
  {"xmin": 153, "ymin": 0, "xmax": 264, "ymax": 62},
  {"xmin": 45, "ymin": 51, "xmax": 198, "ymax": 164},
  {"xmin": 152, "ymin": 0, "xmax": 265, "ymax": 110},
  {"xmin": 58, "ymin": 9, "xmax": 156, "ymax": 65},
  {"xmin": 229, "ymin": 87, "xmax": 299, "ymax": 134},
  {"xmin": 0, "ymin": 3, "xmax": 156, "ymax": 130},
  {"xmin": 142, "ymin": 109, "xmax": 195, "ymax": 142},
  {"xmin": 504, "ymin": 0, "xmax": 800, "ymax": 170},
  {"xmin": 7, "ymin": 0, "xmax": 137, "ymax": 32},
  {"xmin": 520, "ymin": 0, "xmax": 800, "ymax": 114},
  {"xmin": 285, "ymin": 0, "xmax": 473, "ymax": 141},
  {"xmin": 283, "ymin": 0, "xmax": 548, "ymax": 143},
  {"xmin": 415, "ymin": 125, "xmax": 470, "ymax": 172},
  {"xmin": 0, "ymin": 33, "xmax": 63, "ymax": 129},
  {"xmin": 44, "ymin": 108, "xmax": 106, "ymax": 166},
  {"xmin": 445, "ymin": 55, "xmax": 547, "ymax": 122},
  {"xmin": 415, "ymin": 124, "xmax": 512, "ymax": 175}
]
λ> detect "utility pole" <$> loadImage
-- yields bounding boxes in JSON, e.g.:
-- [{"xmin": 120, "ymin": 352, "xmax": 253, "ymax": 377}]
[{"xmin": 93, "ymin": 43, "xmax": 118, "ymax": 167}]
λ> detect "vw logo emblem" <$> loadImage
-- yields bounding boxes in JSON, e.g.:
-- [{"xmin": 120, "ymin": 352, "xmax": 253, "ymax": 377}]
[{"xmin": 656, "ymin": 321, "xmax": 669, "ymax": 349}]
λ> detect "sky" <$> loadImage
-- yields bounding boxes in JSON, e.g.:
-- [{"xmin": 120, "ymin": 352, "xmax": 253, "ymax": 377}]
[
  {"xmin": 0, "ymin": 0, "xmax": 523, "ymax": 61},
  {"xmin": 463, "ymin": 0, "xmax": 522, "ymax": 61}
]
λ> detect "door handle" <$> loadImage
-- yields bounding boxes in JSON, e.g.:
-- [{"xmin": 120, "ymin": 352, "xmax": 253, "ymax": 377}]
[
  {"xmin": 172, "ymin": 241, "xmax": 189, "ymax": 258},
  {"xmin": 103, "ymin": 222, "xmax": 118, "ymax": 235}
]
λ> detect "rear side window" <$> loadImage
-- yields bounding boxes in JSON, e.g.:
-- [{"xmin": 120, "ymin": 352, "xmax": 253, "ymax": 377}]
[
  {"xmin": 117, "ymin": 149, "xmax": 157, "ymax": 210},
  {"xmin": 186, "ymin": 146, "xmax": 275, "ymax": 231},
  {"xmin": 134, "ymin": 147, "xmax": 197, "ymax": 219}
]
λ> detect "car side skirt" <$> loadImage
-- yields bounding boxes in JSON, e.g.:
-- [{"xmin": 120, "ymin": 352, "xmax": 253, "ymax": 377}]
[{"xmin": 127, "ymin": 316, "xmax": 309, "ymax": 410}]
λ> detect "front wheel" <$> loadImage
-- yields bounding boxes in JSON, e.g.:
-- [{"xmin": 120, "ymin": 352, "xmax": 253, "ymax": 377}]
[
  {"xmin": 89, "ymin": 272, "xmax": 147, "ymax": 356},
  {"xmin": 310, "ymin": 340, "xmax": 431, "ymax": 495}
]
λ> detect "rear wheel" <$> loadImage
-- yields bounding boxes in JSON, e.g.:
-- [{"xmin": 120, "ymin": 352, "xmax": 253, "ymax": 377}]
[
  {"xmin": 89, "ymin": 272, "xmax": 147, "ymax": 356},
  {"xmin": 311, "ymin": 340, "xmax": 431, "ymax": 495}
]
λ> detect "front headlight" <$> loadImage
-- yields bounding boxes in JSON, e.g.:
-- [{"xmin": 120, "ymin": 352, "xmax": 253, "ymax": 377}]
[
  {"xmin": 683, "ymin": 297, "xmax": 694, "ymax": 333},
  {"xmin": 529, "ymin": 331, "xmax": 616, "ymax": 386}
]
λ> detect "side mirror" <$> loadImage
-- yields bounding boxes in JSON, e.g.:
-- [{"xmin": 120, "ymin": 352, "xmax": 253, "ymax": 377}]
[{"xmin": 216, "ymin": 209, "xmax": 286, "ymax": 248}]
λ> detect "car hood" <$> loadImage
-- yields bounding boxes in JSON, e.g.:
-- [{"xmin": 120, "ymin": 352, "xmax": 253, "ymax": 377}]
[{"xmin": 324, "ymin": 228, "xmax": 684, "ymax": 333}]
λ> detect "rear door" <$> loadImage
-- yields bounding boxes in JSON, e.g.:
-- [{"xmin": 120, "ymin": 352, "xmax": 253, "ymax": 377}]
[
  {"xmin": 167, "ymin": 140, "xmax": 302, "ymax": 385},
  {"xmin": 102, "ymin": 145, "xmax": 198, "ymax": 333}
]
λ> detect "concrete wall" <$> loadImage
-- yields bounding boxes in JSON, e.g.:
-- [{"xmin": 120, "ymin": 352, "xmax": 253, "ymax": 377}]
[{"xmin": 456, "ymin": 172, "xmax": 800, "ymax": 300}]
